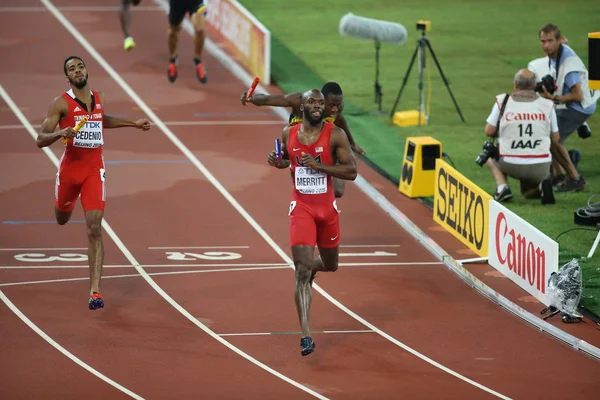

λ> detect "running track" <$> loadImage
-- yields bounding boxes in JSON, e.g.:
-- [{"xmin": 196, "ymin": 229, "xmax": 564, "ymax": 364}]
[{"xmin": 0, "ymin": 1, "xmax": 599, "ymax": 399}]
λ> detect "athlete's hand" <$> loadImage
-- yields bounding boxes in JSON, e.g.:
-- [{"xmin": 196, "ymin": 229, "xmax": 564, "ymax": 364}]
[
  {"xmin": 267, "ymin": 150, "xmax": 287, "ymax": 169},
  {"xmin": 352, "ymin": 143, "xmax": 366, "ymax": 155},
  {"xmin": 301, "ymin": 152, "xmax": 320, "ymax": 170},
  {"xmin": 60, "ymin": 127, "xmax": 76, "ymax": 140},
  {"xmin": 240, "ymin": 91, "xmax": 251, "ymax": 105},
  {"xmin": 135, "ymin": 118, "xmax": 151, "ymax": 131}
]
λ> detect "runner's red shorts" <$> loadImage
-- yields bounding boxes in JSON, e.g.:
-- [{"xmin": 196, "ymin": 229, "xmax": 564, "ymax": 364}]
[
  {"xmin": 55, "ymin": 161, "xmax": 106, "ymax": 213},
  {"xmin": 289, "ymin": 199, "xmax": 340, "ymax": 248}
]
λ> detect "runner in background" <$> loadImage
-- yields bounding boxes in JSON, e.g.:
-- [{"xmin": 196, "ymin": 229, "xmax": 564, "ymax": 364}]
[{"xmin": 120, "ymin": 0, "xmax": 141, "ymax": 51}]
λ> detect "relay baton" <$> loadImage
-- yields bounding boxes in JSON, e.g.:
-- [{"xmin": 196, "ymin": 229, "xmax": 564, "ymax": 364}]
[
  {"xmin": 246, "ymin": 77, "xmax": 260, "ymax": 100},
  {"xmin": 61, "ymin": 116, "xmax": 88, "ymax": 144},
  {"xmin": 275, "ymin": 138, "xmax": 282, "ymax": 160}
]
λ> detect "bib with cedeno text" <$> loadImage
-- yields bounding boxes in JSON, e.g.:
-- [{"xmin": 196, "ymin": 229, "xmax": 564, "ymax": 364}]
[{"xmin": 73, "ymin": 120, "xmax": 103, "ymax": 148}]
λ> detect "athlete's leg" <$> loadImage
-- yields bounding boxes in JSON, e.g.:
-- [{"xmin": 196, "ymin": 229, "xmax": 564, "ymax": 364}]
[
  {"xmin": 315, "ymin": 246, "xmax": 339, "ymax": 272},
  {"xmin": 191, "ymin": 4, "xmax": 206, "ymax": 61},
  {"xmin": 190, "ymin": 3, "xmax": 207, "ymax": 83},
  {"xmin": 120, "ymin": 0, "xmax": 131, "ymax": 38},
  {"xmin": 85, "ymin": 209, "xmax": 104, "ymax": 296},
  {"xmin": 54, "ymin": 172, "xmax": 79, "ymax": 225},
  {"xmin": 292, "ymin": 245, "xmax": 315, "ymax": 338},
  {"xmin": 120, "ymin": 0, "xmax": 136, "ymax": 50},
  {"xmin": 80, "ymin": 167, "xmax": 106, "ymax": 309},
  {"xmin": 55, "ymin": 208, "xmax": 73, "ymax": 225},
  {"xmin": 313, "ymin": 200, "xmax": 341, "ymax": 280},
  {"xmin": 167, "ymin": 0, "xmax": 185, "ymax": 82},
  {"xmin": 289, "ymin": 201, "xmax": 318, "ymax": 355},
  {"xmin": 167, "ymin": 25, "xmax": 182, "ymax": 60},
  {"xmin": 333, "ymin": 177, "xmax": 345, "ymax": 198}
]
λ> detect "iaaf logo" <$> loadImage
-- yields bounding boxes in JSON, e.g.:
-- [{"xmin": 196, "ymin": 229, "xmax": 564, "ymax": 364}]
[{"xmin": 494, "ymin": 212, "xmax": 547, "ymax": 293}]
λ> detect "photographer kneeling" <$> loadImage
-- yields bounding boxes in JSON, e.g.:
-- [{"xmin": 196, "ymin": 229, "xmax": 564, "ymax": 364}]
[{"xmin": 479, "ymin": 69, "xmax": 558, "ymax": 204}]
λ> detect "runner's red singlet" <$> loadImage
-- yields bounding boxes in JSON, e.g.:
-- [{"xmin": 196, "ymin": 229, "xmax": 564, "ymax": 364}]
[
  {"xmin": 55, "ymin": 89, "xmax": 106, "ymax": 212},
  {"xmin": 287, "ymin": 122, "xmax": 340, "ymax": 248}
]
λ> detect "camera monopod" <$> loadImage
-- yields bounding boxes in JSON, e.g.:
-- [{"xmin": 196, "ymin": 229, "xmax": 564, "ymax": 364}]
[{"xmin": 339, "ymin": 13, "xmax": 408, "ymax": 114}]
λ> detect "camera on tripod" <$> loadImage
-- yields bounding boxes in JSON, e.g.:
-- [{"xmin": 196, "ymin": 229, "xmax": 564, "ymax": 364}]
[
  {"xmin": 475, "ymin": 140, "xmax": 498, "ymax": 166},
  {"xmin": 416, "ymin": 20, "xmax": 431, "ymax": 32},
  {"xmin": 535, "ymin": 74, "xmax": 556, "ymax": 94}
]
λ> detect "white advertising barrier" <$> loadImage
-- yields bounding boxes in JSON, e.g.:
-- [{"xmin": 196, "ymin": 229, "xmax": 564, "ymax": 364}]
[
  {"xmin": 204, "ymin": 0, "xmax": 271, "ymax": 85},
  {"xmin": 488, "ymin": 199, "xmax": 559, "ymax": 305}
]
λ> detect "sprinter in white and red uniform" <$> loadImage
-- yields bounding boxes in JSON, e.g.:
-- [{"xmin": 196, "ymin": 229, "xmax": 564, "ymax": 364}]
[
  {"xmin": 36, "ymin": 56, "xmax": 151, "ymax": 310},
  {"xmin": 267, "ymin": 89, "xmax": 357, "ymax": 357}
]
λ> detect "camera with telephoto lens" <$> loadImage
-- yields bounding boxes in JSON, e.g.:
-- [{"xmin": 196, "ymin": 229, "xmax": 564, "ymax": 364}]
[
  {"xmin": 474, "ymin": 140, "xmax": 498, "ymax": 166},
  {"xmin": 535, "ymin": 74, "xmax": 556, "ymax": 95}
]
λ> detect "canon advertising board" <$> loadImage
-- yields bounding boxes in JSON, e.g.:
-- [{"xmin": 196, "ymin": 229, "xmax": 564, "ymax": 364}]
[{"xmin": 488, "ymin": 200, "xmax": 559, "ymax": 305}]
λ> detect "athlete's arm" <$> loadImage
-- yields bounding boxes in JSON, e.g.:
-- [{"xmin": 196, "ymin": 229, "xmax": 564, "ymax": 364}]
[
  {"xmin": 267, "ymin": 126, "xmax": 291, "ymax": 169},
  {"xmin": 36, "ymin": 96, "xmax": 73, "ymax": 148},
  {"xmin": 103, "ymin": 115, "xmax": 137, "ymax": 128},
  {"xmin": 303, "ymin": 126, "xmax": 357, "ymax": 180},
  {"xmin": 243, "ymin": 92, "xmax": 303, "ymax": 109},
  {"xmin": 334, "ymin": 114, "xmax": 365, "ymax": 154},
  {"xmin": 99, "ymin": 92, "xmax": 151, "ymax": 130}
]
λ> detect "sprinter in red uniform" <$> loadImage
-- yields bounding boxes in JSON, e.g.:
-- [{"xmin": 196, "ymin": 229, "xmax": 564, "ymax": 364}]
[
  {"xmin": 242, "ymin": 81, "xmax": 365, "ymax": 198},
  {"xmin": 36, "ymin": 56, "xmax": 151, "ymax": 310},
  {"xmin": 267, "ymin": 89, "xmax": 357, "ymax": 356}
]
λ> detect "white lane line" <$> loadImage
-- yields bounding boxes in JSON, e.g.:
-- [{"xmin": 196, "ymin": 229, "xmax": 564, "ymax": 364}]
[
  {"xmin": 0, "ymin": 6, "xmax": 162, "ymax": 12},
  {"xmin": 0, "ymin": 291, "xmax": 143, "ymax": 398},
  {"xmin": 341, "ymin": 262, "xmax": 442, "ymax": 266},
  {"xmin": 1, "ymin": 276, "xmax": 104, "ymax": 287},
  {"xmin": 0, "ymin": 262, "xmax": 442, "ymax": 287},
  {"xmin": 0, "ymin": 121, "xmax": 283, "ymax": 130},
  {"xmin": 340, "ymin": 251, "xmax": 396, "ymax": 257},
  {"xmin": 47, "ymin": 0, "xmax": 509, "ymax": 397},
  {"xmin": 340, "ymin": 245, "xmax": 401, "ymax": 248},
  {"xmin": 0, "ymin": 261, "xmax": 440, "ymax": 269},
  {"xmin": 219, "ymin": 330, "xmax": 375, "ymax": 337},
  {"xmin": 148, "ymin": 246, "xmax": 250, "ymax": 250},
  {"xmin": 0, "ymin": 248, "xmax": 88, "ymax": 251},
  {"xmin": 0, "ymin": 263, "xmax": 289, "ymax": 269},
  {"xmin": 161, "ymin": 120, "xmax": 284, "ymax": 126},
  {"xmin": 0, "ymin": 266, "xmax": 292, "ymax": 287}
]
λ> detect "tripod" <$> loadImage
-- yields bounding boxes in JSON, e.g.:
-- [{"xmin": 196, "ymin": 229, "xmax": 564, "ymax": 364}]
[
  {"xmin": 373, "ymin": 40, "xmax": 384, "ymax": 114},
  {"xmin": 389, "ymin": 29, "xmax": 465, "ymax": 125}
]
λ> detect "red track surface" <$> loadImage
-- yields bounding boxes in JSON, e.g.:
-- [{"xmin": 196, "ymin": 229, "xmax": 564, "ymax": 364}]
[{"xmin": 1, "ymin": 1, "xmax": 599, "ymax": 399}]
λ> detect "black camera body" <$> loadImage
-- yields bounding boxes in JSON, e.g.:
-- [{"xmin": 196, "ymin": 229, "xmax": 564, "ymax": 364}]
[
  {"xmin": 535, "ymin": 74, "xmax": 556, "ymax": 95},
  {"xmin": 475, "ymin": 140, "xmax": 498, "ymax": 166},
  {"xmin": 577, "ymin": 123, "xmax": 591, "ymax": 139}
]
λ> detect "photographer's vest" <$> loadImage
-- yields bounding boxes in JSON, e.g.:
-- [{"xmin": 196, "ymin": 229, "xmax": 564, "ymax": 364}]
[
  {"xmin": 528, "ymin": 45, "xmax": 600, "ymax": 111},
  {"xmin": 497, "ymin": 94, "xmax": 553, "ymax": 162}
]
